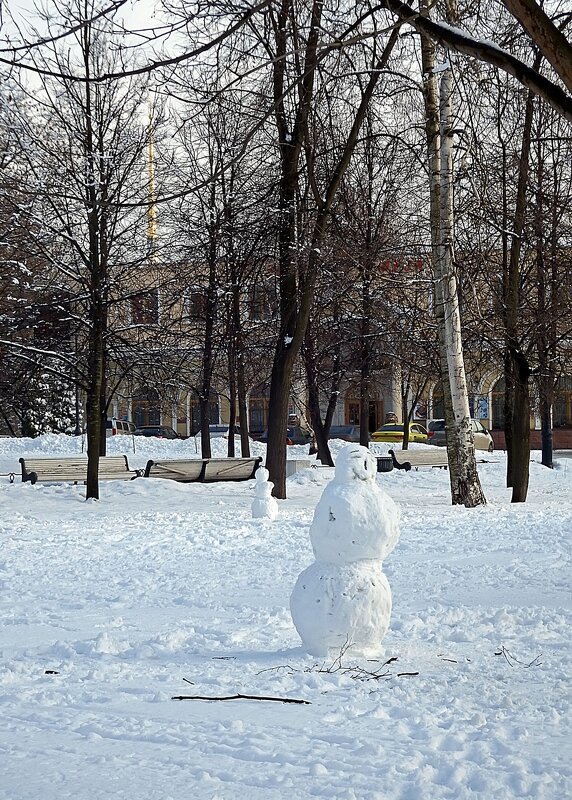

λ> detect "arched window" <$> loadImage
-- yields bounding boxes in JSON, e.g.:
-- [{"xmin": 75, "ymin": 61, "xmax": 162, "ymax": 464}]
[
  {"xmin": 553, "ymin": 376, "xmax": 572, "ymax": 428},
  {"xmin": 132, "ymin": 387, "xmax": 161, "ymax": 427},
  {"xmin": 189, "ymin": 391, "xmax": 219, "ymax": 434},
  {"xmin": 431, "ymin": 386, "xmax": 444, "ymax": 419},
  {"xmin": 249, "ymin": 383, "xmax": 270, "ymax": 434},
  {"xmin": 491, "ymin": 377, "xmax": 505, "ymax": 430}
]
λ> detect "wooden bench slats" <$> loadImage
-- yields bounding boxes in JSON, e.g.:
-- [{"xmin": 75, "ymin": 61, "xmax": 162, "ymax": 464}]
[
  {"xmin": 202, "ymin": 459, "xmax": 260, "ymax": 481},
  {"xmin": 144, "ymin": 457, "xmax": 262, "ymax": 482},
  {"xmin": 19, "ymin": 456, "xmax": 138, "ymax": 484},
  {"xmin": 389, "ymin": 448, "xmax": 449, "ymax": 470},
  {"xmin": 389, "ymin": 448, "xmax": 491, "ymax": 471},
  {"xmin": 19, "ymin": 455, "xmax": 263, "ymax": 486}
]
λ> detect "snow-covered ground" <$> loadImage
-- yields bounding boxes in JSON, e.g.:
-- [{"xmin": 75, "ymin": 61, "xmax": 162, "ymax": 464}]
[{"xmin": 1, "ymin": 435, "xmax": 570, "ymax": 800}]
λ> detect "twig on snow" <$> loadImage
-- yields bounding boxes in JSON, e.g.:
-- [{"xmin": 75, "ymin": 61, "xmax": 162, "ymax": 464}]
[
  {"xmin": 257, "ymin": 648, "xmax": 402, "ymax": 682},
  {"xmin": 171, "ymin": 693, "xmax": 310, "ymax": 704},
  {"xmin": 495, "ymin": 646, "xmax": 542, "ymax": 668}
]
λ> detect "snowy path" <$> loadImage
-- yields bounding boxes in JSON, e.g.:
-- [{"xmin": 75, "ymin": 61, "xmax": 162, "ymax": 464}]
[{"xmin": 0, "ymin": 437, "xmax": 570, "ymax": 799}]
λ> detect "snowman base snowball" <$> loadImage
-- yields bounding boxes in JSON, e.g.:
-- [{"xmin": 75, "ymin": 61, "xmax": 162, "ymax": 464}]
[{"xmin": 290, "ymin": 560, "xmax": 392, "ymax": 657}]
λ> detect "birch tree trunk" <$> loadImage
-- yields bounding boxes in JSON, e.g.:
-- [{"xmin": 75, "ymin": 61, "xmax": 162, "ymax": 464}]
[
  {"xmin": 419, "ymin": 1, "xmax": 485, "ymax": 507},
  {"xmin": 437, "ymin": 67, "xmax": 486, "ymax": 507}
]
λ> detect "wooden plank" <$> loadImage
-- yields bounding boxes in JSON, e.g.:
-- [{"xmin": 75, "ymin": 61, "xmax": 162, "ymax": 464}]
[
  {"xmin": 144, "ymin": 457, "xmax": 261, "ymax": 482},
  {"xmin": 389, "ymin": 448, "xmax": 449, "ymax": 470},
  {"xmin": 202, "ymin": 458, "xmax": 261, "ymax": 482},
  {"xmin": 389, "ymin": 448, "xmax": 492, "ymax": 471},
  {"xmin": 19, "ymin": 456, "xmax": 135, "ymax": 484},
  {"xmin": 144, "ymin": 460, "xmax": 205, "ymax": 481}
]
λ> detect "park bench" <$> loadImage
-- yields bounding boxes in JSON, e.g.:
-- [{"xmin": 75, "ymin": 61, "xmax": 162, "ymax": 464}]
[
  {"xmin": 143, "ymin": 456, "xmax": 262, "ymax": 482},
  {"xmin": 389, "ymin": 448, "xmax": 450, "ymax": 471},
  {"xmin": 19, "ymin": 455, "xmax": 139, "ymax": 485},
  {"xmin": 389, "ymin": 448, "xmax": 494, "ymax": 471}
]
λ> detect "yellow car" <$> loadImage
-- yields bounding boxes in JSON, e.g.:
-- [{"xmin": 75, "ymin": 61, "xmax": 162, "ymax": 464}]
[{"xmin": 370, "ymin": 423, "xmax": 428, "ymax": 443}]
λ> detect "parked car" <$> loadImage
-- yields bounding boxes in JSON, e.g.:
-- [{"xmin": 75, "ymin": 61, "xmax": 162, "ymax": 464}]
[
  {"xmin": 328, "ymin": 425, "xmax": 361, "ymax": 442},
  {"xmin": 134, "ymin": 425, "xmax": 180, "ymax": 439},
  {"xmin": 208, "ymin": 424, "xmax": 241, "ymax": 438},
  {"xmin": 106, "ymin": 418, "xmax": 136, "ymax": 437},
  {"xmin": 370, "ymin": 422, "xmax": 428, "ymax": 444},
  {"xmin": 258, "ymin": 426, "xmax": 313, "ymax": 445},
  {"xmin": 427, "ymin": 419, "xmax": 494, "ymax": 452}
]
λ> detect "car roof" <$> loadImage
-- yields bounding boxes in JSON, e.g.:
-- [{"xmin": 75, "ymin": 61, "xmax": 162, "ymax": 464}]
[{"xmin": 136, "ymin": 426, "xmax": 165, "ymax": 431}]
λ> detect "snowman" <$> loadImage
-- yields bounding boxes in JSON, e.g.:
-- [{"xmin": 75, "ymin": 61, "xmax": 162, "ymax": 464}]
[
  {"xmin": 252, "ymin": 467, "xmax": 278, "ymax": 520},
  {"xmin": 290, "ymin": 443, "xmax": 399, "ymax": 657}
]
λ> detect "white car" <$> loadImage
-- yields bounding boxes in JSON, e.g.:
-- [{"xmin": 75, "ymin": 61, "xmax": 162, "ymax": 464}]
[{"xmin": 427, "ymin": 419, "xmax": 494, "ymax": 452}]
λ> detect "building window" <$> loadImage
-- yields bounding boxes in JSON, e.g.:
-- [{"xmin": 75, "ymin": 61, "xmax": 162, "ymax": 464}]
[
  {"xmin": 248, "ymin": 383, "xmax": 270, "ymax": 434},
  {"xmin": 131, "ymin": 289, "xmax": 159, "ymax": 324},
  {"xmin": 431, "ymin": 387, "xmax": 444, "ymax": 419},
  {"xmin": 249, "ymin": 285, "xmax": 273, "ymax": 320},
  {"xmin": 132, "ymin": 386, "xmax": 161, "ymax": 426},
  {"xmin": 184, "ymin": 290, "xmax": 208, "ymax": 320},
  {"xmin": 189, "ymin": 391, "xmax": 219, "ymax": 434},
  {"xmin": 491, "ymin": 377, "xmax": 505, "ymax": 429},
  {"xmin": 347, "ymin": 402, "xmax": 360, "ymax": 425},
  {"xmin": 553, "ymin": 376, "xmax": 572, "ymax": 428}
]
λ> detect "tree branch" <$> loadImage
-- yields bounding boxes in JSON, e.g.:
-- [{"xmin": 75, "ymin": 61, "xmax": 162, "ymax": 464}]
[
  {"xmin": 380, "ymin": 0, "xmax": 572, "ymax": 123},
  {"xmin": 171, "ymin": 693, "xmax": 310, "ymax": 704}
]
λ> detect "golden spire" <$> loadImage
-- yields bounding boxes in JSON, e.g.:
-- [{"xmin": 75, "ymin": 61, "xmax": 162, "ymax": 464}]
[{"xmin": 147, "ymin": 104, "xmax": 158, "ymax": 246}]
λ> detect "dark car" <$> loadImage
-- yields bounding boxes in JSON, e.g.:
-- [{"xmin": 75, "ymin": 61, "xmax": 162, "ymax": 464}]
[
  {"xmin": 208, "ymin": 424, "xmax": 242, "ymax": 438},
  {"xmin": 134, "ymin": 425, "xmax": 180, "ymax": 439},
  {"xmin": 259, "ymin": 426, "xmax": 313, "ymax": 445},
  {"xmin": 328, "ymin": 425, "xmax": 361, "ymax": 442}
]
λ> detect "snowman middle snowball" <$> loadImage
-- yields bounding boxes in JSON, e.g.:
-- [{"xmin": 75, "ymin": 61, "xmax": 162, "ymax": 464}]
[{"xmin": 290, "ymin": 443, "xmax": 400, "ymax": 657}]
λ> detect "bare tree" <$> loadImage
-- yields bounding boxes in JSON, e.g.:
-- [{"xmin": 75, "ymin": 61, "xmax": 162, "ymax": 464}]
[{"xmin": 2, "ymin": 0, "xmax": 156, "ymax": 498}]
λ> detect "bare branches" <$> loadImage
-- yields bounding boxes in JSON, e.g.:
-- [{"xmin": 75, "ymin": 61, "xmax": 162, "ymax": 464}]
[
  {"xmin": 380, "ymin": 0, "xmax": 572, "ymax": 123},
  {"xmin": 0, "ymin": 1, "xmax": 272, "ymax": 84},
  {"xmin": 495, "ymin": 646, "xmax": 543, "ymax": 667},
  {"xmin": 501, "ymin": 0, "xmax": 572, "ymax": 94}
]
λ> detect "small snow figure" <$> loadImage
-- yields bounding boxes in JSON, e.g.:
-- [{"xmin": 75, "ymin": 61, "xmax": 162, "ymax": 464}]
[
  {"xmin": 251, "ymin": 467, "xmax": 278, "ymax": 520},
  {"xmin": 290, "ymin": 444, "xmax": 399, "ymax": 657}
]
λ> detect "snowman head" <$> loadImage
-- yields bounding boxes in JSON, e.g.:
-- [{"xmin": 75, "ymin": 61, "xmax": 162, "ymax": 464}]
[
  {"xmin": 256, "ymin": 467, "xmax": 270, "ymax": 483},
  {"xmin": 335, "ymin": 444, "xmax": 377, "ymax": 483}
]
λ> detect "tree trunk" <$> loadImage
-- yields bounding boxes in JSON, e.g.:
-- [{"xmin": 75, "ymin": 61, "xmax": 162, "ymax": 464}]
[
  {"xmin": 84, "ymin": 34, "xmax": 103, "ymax": 501},
  {"xmin": 401, "ymin": 391, "xmax": 410, "ymax": 450},
  {"xmin": 438, "ymin": 66, "xmax": 486, "ymax": 507},
  {"xmin": 420, "ymin": 5, "xmax": 456, "ymax": 489},
  {"xmin": 266, "ymin": 346, "xmax": 295, "ymax": 497},
  {"xmin": 511, "ymin": 352, "xmax": 531, "ymax": 502},
  {"xmin": 359, "ymin": 274, "xmax": 371, "ymax": 449},
  {"xmin": 504, "ymin": 349, "xmax": 515, "ymax": 486},
  {"xmin": 99, "ymin": 340, "xmax": 107, "ymax": 457},
  {"xmin": 539, "ymin": 383, "xmax": 553, "ymax": 468},
  {"xmin": 305, "ymin": 325, "xmax": 334, "ymax": 466},
  {"xmin": 85, "ymin": 320, "xmax": 104, "ymax": 500},
  {"xmin": 534, "ymin": 108, "xmax": 554, "ymax": 470},
  {"xmin": 236, "ymin": 348, "xmax": 250, "ymax": 458},
  {"xmin": 227, "ymin": 357, "xmax": 237, "ymax": 458},
  {"xmin": 504, "ymin": 76, "xmax": 537, "ymax": 500},
  {"xmin": 420, "ymin": 5, "xmax": 485, "ymax": 506},
  {"xmin": 266, "ymin": 8, "xmax": 398, "ymax": 496},
  {"xmin": 199, "ymin": 191, "xmax": 219, "ymax": 460}
]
